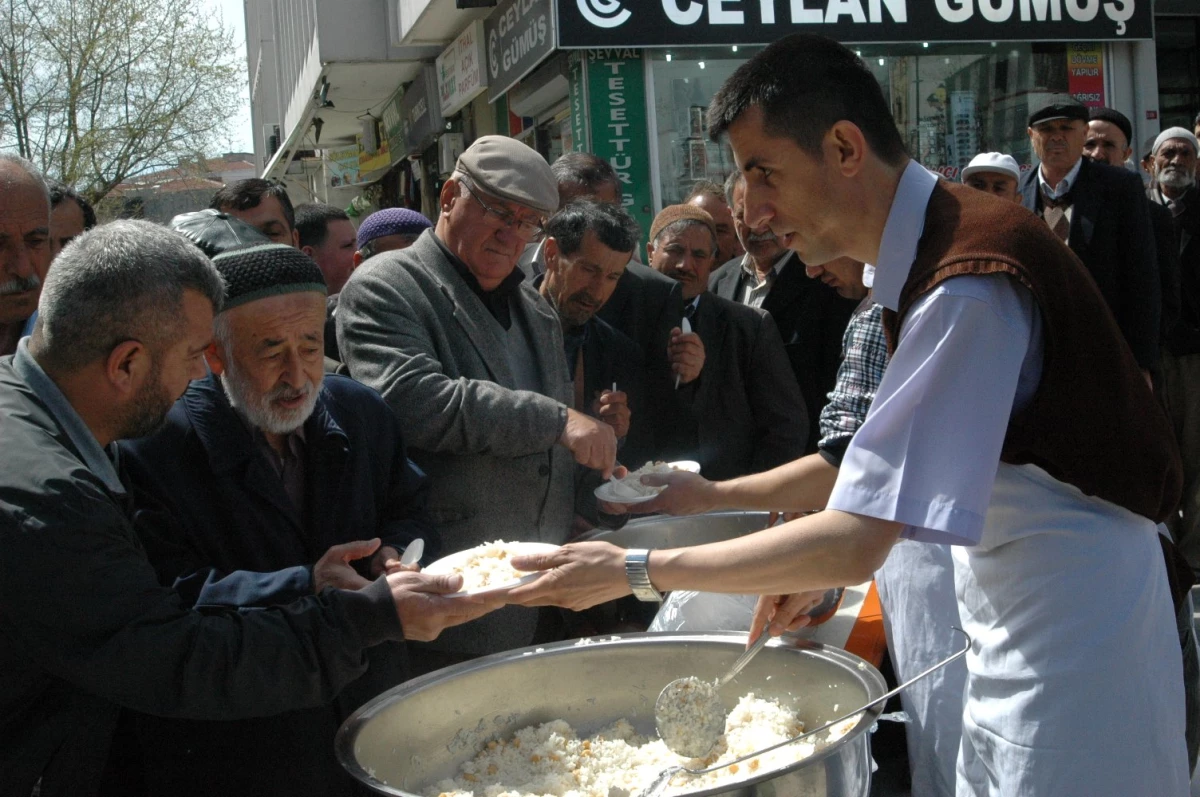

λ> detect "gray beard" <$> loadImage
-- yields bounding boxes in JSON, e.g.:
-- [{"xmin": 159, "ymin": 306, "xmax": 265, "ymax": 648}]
[
  {"xmin": 1159, "ymin": 168, "xmax": 1196, "ymax": 192},
  {"xmin": 220, "ymin": 358, "xmax": 320, "ymax": 435}
]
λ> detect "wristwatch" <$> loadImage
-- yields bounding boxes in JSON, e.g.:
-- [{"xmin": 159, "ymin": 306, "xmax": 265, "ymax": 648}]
[{"xmin": 625, "ymin": 548, "xmax": 663, "ymax": 602}]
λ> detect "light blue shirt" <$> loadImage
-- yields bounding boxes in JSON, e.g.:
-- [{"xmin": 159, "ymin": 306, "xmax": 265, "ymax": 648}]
[
  {"xmin": 1037, "ymin": 156, "xmax": 1082, "ymax": 201},
  {"xmin": 826, "ymin": 161, "xmax": 1044, "ymax": 546},
  {"xmin": 12, "ymin": 337, "xmax": 125, "ymax": 495}
]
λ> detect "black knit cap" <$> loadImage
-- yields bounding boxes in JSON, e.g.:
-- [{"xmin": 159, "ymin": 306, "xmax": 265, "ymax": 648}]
[
  {"xmin": 211, "ymin": 243, "xmax": 326, "ymax": 311},
  {"xmin": 1089, "ymin": 107, "xmax": 1133, "ymax": 147}
]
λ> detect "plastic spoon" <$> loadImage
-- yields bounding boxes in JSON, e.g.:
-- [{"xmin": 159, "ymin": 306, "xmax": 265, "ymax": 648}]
[
  {"xmin": 674, "ymin": 316, "xmax": 691, "ymax": 389},
  {"xmin": 399, "ymin": 538, "xmax": 424, "ymax": 567}
]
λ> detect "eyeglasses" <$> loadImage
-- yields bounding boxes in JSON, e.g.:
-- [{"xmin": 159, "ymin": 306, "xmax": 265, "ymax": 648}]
[{"xmin": 460, "ymin": 181, "xmax": 544, "ymax": 241}]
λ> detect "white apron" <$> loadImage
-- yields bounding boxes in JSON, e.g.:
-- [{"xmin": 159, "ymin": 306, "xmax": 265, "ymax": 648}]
[
  {"xmin": 875, "ymin": 539, "xmax": 965, "ymax": 797},
  {"xmin": 953, "ymin": 462, "xmax": 1187, "ymax": 797}
]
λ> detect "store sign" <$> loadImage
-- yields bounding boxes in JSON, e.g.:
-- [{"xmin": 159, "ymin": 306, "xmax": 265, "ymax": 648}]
[
  {"xmin": 586, "ymin": 49, "xmax": 654, "ymax": 242},
  {"xmin": 567, "ymin": 51, "xmax": 589, "ymax": 152},
  {"xmin": 556, "ymin": 0, "xmax": 1152, "ymax": 47},
  {"xmin": 438, "ymin": 21, "xmax": 489, "ymax": 117},
  {"xmin": 486, "ymin": 0, "xmax": 556, "ymax": 103},
  {"xmin": 396, "ymin": 63, "xmax": 445, "ymax": 155},
  {"xmin": 357, "ymin": 134, "xmax": 391, "ymax": 174},
  {"xmin": 382, "ymin": 84, "xmax": 406, "ymax": 160},
  {"xmin": 1066, "ymin": 42, "xmax": 1105, "ymax": 107},
  {"xmin": 327, "ymin": 146, "xmax": 361, "ymax": 187}
]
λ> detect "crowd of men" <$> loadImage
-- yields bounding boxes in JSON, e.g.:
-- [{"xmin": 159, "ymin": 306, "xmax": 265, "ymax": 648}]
[{"xmin": 2, "ymin": 31, "xmax": 1200, "ymax": 797}]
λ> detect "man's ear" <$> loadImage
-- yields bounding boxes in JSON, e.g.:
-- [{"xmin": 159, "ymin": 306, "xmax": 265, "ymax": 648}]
[
  {"xmin": 646, "ymin": 241, "xmax": 655, "ymax": 264},
  {"xmin": 353, "ymin": 250, "xmax": 364, "ymax": 268},
  {"xmin": 542, "ymin": 237, "xmax": 560, "ymax": 274},
  {"xmin": 301, "ymin": 244, "xmax": 316, "ymax": 258},
  {"xmin": 290, "ymin": 228, "xmax": 301, "ymax": 249},
  {"xmin": 438, "ymin": 177, "xmax": 460, "ymax": 215},
  {"xmin": 827, "ymin": 120, "xmax": 868, "ymax": 178},
  {"xmin": 105, "ymin": 340, "xmax": 151, "ymax": 397},
  {"xmin": 204, "ymin": 341, "xmax": 226, "ymax": 376}
]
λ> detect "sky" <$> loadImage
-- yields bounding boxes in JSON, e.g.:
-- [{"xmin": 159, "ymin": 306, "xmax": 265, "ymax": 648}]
[{"xmin": 206, "ymin": 0, "xmax": 256, "ymax": 154}]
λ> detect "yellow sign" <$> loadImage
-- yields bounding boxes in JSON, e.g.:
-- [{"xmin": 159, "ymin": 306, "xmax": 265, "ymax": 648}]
[{"xmin": 357, "ymin": 134, "xmax": 391, "ymax": 174}]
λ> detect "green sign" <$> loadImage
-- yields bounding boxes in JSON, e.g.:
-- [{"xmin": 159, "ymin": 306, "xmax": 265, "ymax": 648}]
[
  {"xmin": 494, "ymin": 92, "xmax": 509, "ymax": 137},
  {"xmin": 567, "ymin": 51, "xmax": 588, "ymax": 153},
  {"xmin": 585, "ymin": 48, "xmax": 652, "ymax": 243},
  {"xmin": 382, "ymin": 84, "xmax": 406, "ymax": 163}
]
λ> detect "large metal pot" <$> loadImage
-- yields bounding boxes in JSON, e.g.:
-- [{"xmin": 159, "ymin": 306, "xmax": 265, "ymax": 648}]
[
  {"xmin": 337, "ymin": 632, "xmax": 885, "ymax": 797},
  {"xmin": 579, "ymin": 511, "xmax": 775, "ymax": 549}
]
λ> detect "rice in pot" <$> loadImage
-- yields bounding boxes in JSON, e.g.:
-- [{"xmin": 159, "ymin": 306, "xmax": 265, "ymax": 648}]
[{"xmin": 427, "ymin": 693, "xmax": 858, "ymax": 797}]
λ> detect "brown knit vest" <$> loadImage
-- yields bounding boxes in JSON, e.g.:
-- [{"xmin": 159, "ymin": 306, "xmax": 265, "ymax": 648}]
[{"xmin": 882, "ymin": 180, "xmax": 1181, "ymax": 523}]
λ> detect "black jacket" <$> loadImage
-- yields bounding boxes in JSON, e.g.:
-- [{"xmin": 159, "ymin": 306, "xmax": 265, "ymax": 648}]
[
  {"xmin": 118, "ymin": 373, "xmax": 434, "ymax": 796},
  {"xmin": 710, "ymin": 252, "xmax": 857, "ymax": 453},
  {"xmin": 0, "ymin": 358, "xmax": 402, "ymax": 797},
  {"xmin": 1154, "ymin": 186, "xmax": 1200, "ymax": 356},
  {"xmin": 656, "ymin": 293, "xmax": 809, "ymax": 481},
  {"xmin": 1149, "ymin": 198, "xmax": 1183, "ymax": 345},
  {"xmin": 576, "ymin": 315, "xmax": 653, "ymax": 468},
  {"xmin": 1020, "ymin": 157, "xmax": 1161, "ymax": 368}
]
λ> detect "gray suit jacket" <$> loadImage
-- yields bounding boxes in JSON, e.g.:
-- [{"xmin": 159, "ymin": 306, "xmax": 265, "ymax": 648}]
[{"xmin": 337, "ymin": 231, "xmax": 576, "ymax": 655}]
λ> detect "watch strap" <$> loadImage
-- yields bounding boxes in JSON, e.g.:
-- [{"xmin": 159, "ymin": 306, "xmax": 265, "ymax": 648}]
[{"xmin": 625, "ymin": 548, "xmax": 663, "ymax": 602}]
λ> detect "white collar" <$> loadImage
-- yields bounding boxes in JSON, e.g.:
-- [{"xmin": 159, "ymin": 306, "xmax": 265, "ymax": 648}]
[
  {"xmin": 739, "ymin": 249, "xmax": 792, "ymax": 280},
  {"xmin": 868, "ymin": 160, "xmax": 939, "ymax": 311},
  {"xmin": 1037, "ymin": 157, "xmax": 1083, "ymax": 200}
]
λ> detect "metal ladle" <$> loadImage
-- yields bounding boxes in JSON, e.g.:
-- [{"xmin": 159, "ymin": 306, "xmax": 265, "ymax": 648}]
[
  {"xmin": 640, "ymin": 628, "xmax": 972, "ymax": 797},
  {"xmin": 654, "ymin": 628, "xmax": 773, "ymax": 758}
]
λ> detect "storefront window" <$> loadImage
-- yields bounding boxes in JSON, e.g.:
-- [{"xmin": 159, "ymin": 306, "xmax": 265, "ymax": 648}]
[
  {"xmin": 649, "ymin": 42, "xmax": 1071, "ymax": 204},
  {"xmin": 1155, "ymin": 15, "xmax": 1200, "ymax": 130}
]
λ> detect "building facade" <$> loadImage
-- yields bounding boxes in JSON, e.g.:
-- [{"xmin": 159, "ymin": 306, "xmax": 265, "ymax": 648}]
[{"xmin": 246, "ymin": 0, "xmax": 1175, "ymax": 232}]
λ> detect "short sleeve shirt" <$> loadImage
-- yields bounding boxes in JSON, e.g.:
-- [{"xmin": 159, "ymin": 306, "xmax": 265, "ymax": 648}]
[{"xmin": 825, "ymin": 162, "xmax": 1044, "ymax": 546}]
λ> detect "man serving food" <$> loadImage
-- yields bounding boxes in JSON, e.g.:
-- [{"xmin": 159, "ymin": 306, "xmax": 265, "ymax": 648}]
[{"xmin": 507, "ymin": 34, "xmax": 1189, "ymax": 796}]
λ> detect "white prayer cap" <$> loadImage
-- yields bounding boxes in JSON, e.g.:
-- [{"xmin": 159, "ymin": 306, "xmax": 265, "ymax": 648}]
[
  {"xmin": 1152, "ymin": 127, "xmax": 1199, "ymax": 157},
  {"xmin": 962, "ymin": 152, "xmax": 1020, "ymax": 182}
]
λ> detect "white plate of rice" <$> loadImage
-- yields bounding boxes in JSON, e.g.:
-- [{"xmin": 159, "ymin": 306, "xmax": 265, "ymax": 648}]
[
  {"xmin": 423, "ymin": 540, "xmax": 561, "ymax": 597},
  {"xmin": 594, "ymin": 461, "xmax": 702, "ymax": 505}
]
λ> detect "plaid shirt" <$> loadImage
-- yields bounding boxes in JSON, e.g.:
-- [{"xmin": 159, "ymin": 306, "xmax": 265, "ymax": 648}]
[{"xmin": 818, "ymin": 299, "xmax": 888, "ymax": 467}]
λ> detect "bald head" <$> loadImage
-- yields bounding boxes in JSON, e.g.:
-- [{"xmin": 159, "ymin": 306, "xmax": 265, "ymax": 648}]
[{"xmin": 0, "ymin": 155, "xmax": 52, "ymax": 327}]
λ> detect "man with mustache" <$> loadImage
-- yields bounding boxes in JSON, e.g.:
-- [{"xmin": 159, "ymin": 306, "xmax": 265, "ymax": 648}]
[
  {"xmin": 117, "ymin": 242, "xmax": 440, "ymax": 796},
  {"xmin": 14, "ymin": 180, "xmax": 100, "ymax": 343},
  {"xmin": 536, "ymin": 199, "xmax": 649, "ymax": 468},
  {"xmin": 645, "ymin": 203, "xmax": 807, "ymax": 480},
  {"xmin": 523, "ymin": 152, "xmax": 702, "ymax": 429},
  {"xmin": 1149, "ymin": 127, "xmax": 1200, "ymax": 579},
  {"xmin": 710, "ymin": 173, "xmax": 858, "ymax": 452},
  {"xmin": 0, "ymin": 155, "xmax": 52, "ymax": 356},
  {"xmin": 1019, "ymin": 98, "xmax": 1161, "ymax": 384},
  {"xmin": 687, "ymin": 179, "xmax": 742, "ymax": 265}
]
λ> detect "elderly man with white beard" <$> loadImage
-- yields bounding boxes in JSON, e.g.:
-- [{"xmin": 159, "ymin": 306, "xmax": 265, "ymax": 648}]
[
  {"xmin": 117, "ymin": 242, "xmax": 440, "ymax": 797},
  {"xmin": 1149, "ymin": 127, "xmax": 1200, "ymax": 577}
]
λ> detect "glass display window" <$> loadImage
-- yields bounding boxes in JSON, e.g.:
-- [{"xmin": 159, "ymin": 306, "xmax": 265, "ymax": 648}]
[{"xmin": 648, "ymin": 41, "xmax": 1075, "ymax": 202}]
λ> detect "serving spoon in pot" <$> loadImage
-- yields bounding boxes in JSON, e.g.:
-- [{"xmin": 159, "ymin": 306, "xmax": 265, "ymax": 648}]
[
  {"xmin": 654, "ymin": 628, "xmax": 773, "ymax": 758},
  {"xmin": 640, "ymin": 628, "xmax": 972, "ymax": 797}
]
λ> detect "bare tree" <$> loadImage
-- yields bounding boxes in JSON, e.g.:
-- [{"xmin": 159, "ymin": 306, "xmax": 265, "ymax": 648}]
[{"xmin": 0, "ymin": 0, "xmax": 242, "ymax": 203}]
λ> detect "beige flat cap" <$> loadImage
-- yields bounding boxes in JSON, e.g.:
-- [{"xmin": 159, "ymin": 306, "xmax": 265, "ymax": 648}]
[{"xmin": 455, "ymin": 135, "xmax": 559, "ymax": 216}]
